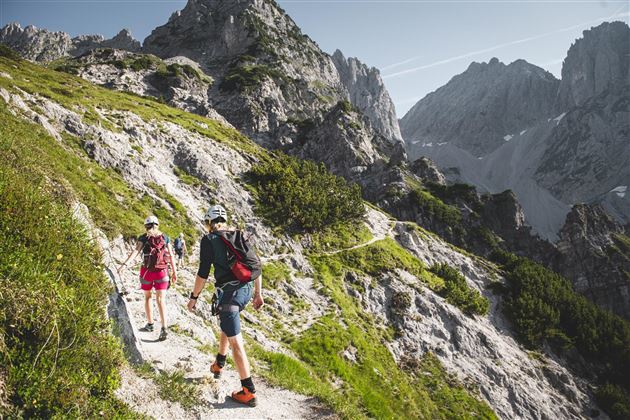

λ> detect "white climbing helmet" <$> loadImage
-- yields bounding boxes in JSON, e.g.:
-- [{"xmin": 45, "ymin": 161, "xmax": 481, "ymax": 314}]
[
  {"xmin": 204, "ymin": 205, "xmax": 228, "ymax": 223},
  {"xmin": 144, "ymin": 215, "xmax": 159, "ymax": 226}
]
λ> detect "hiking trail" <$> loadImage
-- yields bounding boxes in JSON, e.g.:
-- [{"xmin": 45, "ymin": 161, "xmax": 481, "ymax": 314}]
[{"xmin": 103, "ymin": 248, "xmax": 330, "ymax": 419}]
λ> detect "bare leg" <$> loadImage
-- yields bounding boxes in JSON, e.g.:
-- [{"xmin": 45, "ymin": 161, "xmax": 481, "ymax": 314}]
[
  {"xmin": 228, "ymin": 334, "xmax": 250, "ymax": 380},
  {"xmin": 143, "ymin": 290, "xmax": 153, "ymax": 323},
  {"xmin": 218, "ymin": 331, "xmax": 229, "ymax": 356},
  {"xmin": 155, "ymin": 289, "xmax": 167, "ymax": 328}
]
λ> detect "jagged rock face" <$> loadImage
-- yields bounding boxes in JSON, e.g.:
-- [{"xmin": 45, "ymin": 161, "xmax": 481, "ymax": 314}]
[
  {"xmin": 556, "ymin": 21, "xmax": 630, "ymax": 111},
  {"xmin": 534, "ymin": 86, "xmax": 630, "ymax": 211},
  {"xmin": 401, "ymin": 57, "xmax": 559, "ymax": 158},
  {"xmin": 409, "ymin": 157, "xmax": 445, "ymax": 185},
  {"xmin": 143, "ymin": 0, "xmax": 347, "ymax": 147},
  {"xmin": 0, "ymin": 23, "xmax": 141, "ymax": 62},
  {"xmin": 68, "ymin": 49, "xmax": 227, "ymax": 123},
  {"xmin": 331, "ymin": 49, "xmax": 403, "ymax": 143},
  {"xmin": 0, "ymin": 23, "xmax": 73, "ymax": 61},
  {"xmin": 101, "ymin": 29, "xmax": 141, "ymax": 52},
  {"xmin": 287, "ymin": 101, "xmax": 407, "ymax": 200},
  {"xmin": 556, "ymin": 204, "xmax": 630, "ymax": 319}
]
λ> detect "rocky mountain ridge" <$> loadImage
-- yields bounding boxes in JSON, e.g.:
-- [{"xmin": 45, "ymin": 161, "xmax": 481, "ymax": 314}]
[
  {"xmin": 0, "ymin": 22, "xmax": 141, "ymax": 61},
  {"xmin": 401, "ymin": 21, "xmax": 630, "ymax": 243}
]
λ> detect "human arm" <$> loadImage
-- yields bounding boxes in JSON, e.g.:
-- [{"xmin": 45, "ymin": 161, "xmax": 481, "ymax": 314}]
[
  {"xmin": 117, "ymin": 240, "xmax": 142, "ymax": 272},
  {"xmin": 167, "ymin": 242, "xmax": 178, "ymax": 284},
  {"xmin": 252, "ymin": 274, "xmax": 264, "ymax": 310},
  {"xmin": 187, "ymin": 274, "xmax": 207, "ymax": 311},
  {"xmin": 187, "ymin": 236, "xmax": 212, "ymax": 311}
]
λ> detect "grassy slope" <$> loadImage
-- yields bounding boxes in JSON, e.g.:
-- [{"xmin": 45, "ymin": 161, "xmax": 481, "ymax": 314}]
[
  {"xmin": 0, "ymin": 53, "xmax": 495, "ymax": 418},
  {"xmin": 0, "ymin": 102, "xmax": 136, "ymax": 417}
]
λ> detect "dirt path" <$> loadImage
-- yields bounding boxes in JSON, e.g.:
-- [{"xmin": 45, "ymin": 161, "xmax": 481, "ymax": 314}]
[{"xmin": 106, "ymin": 259, "xmax": 327, "ymax": 419}]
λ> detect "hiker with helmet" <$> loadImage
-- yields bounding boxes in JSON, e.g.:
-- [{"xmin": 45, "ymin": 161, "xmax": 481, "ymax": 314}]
[
  {"xmin": 187, "ymin": 205, "xmax": 264, "ymax": 407},
  {"xmin": 118, "ymin": 216, "xmax": 177, "ymax": 341}
]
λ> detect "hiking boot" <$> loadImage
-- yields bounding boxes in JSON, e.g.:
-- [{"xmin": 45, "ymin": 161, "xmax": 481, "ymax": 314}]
[
  {"xmin": 158, "ymin": 327, "xmax": 168, "ymax": 341},
  {"xmin": 230, "ymin": 387, "xmax": 257, "ymax": 407},
  {"xmin": 210, "ymin": 361, "xmax": 223, "ymax": 379},
  {"xmin": 139, "ymin": 323, "xmax": 154, "ymax": 332}
]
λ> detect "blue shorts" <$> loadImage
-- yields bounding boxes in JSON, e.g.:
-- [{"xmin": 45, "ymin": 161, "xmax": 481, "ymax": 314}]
[{"xmin": 218, "ymin": 283, "xmax": 253, "ymax": 337}]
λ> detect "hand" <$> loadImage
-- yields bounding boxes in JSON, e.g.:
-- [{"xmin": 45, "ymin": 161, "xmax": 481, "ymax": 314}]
[
  {"xmin": 252, "ymin": 293, "xmax": 264, "ymax": 310},
  {"xmin": 187, "ymin": 298, "xmax": 196, "ymax": 312},
  {"xmin": 170, "ymin": 272, "xmax": 177, "ymax": 285}
]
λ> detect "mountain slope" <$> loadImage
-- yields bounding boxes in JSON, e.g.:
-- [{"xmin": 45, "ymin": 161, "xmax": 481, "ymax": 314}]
[
  {"xmin": 3, "ymin": 46, "xmax": 622, "ymax": 419},
  {"xmin": 401, "ymin": 57, "xmax": 559, "ymax": 158}
]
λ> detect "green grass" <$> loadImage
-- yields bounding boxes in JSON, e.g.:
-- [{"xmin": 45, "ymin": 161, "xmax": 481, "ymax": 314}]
[
  {"xmin": 410, "ymin": 188, "xmax": 462, "ymax": 226},
  {"xmin": 0, "ymin": 103, "xmax": 135, "ymax": 417},
  {"xmin": 262, "ymin": 260, "xmax": 292, "ymax": 289},
  {"xmin": 154, "ymin": 370, "xmax": 201, "ymax": 410},
  {"xmin": 308, "ymin": 222, "xmax": 373, "ymax": 253},
  {"xmin": 429, "ymin": 263, "xmax": 490, "ymax": 317},
  {"xmin": 173, "ymin": 166, "xmax": 203, "ymax": 188},
  {"xmin": 0, "ymin": 100, "xmax": 195, "ymax": 239}
]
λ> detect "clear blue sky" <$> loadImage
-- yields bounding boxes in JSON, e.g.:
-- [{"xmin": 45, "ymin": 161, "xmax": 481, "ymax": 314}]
[{"xmin": 1, "ymin": 0, "xmax": 628, "ymax": 115}]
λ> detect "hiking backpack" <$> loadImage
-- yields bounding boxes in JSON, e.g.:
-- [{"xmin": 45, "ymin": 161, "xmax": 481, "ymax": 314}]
[
  {"xmin": 216, "ymin": 230, "xmax": 261, "ymax": 283},
  {"xmin": 174, "ymin": 237, "xmax": 183, "ymax": 252},
  {"xmin": 142, "ymin": 234, "xmax": 169, "ymax": 272}
]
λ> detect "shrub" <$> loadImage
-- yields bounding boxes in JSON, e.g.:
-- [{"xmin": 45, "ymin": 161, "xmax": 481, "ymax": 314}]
[
  {"xmin": 220, "ymin": 64, "xmax": 286, "ymax": 93},
  {"xmin": 596, "ymin": 384, "xmax": 630, "ymax": 420},
  {"xmin": 494, "ymin": 251, "xmax": 630, "ymax": 390},
  {"xmin": 0, "ymin": 44, "xmax": 20, "ymax": 61},
  {"xmin": 410, "ymin": 189, "xmax": 462, "ymax": 226},
  {"xmin": 429, "ymin": 263, "xmax": 489, "ymax": 316},
  {"xmin": 247, "ymin": 153, "xmax": 365, "ymax": 232}
]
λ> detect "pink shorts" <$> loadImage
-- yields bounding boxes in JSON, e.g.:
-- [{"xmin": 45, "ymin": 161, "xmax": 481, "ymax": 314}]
[{"xmin": 139, "ymin": 267, "xmax": 169, "ymax": 291}]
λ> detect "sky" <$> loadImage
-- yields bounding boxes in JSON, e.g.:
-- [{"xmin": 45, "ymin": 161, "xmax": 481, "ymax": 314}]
[{"xmin": 1, "ymin": 0, "xmax": 628, "ymax": 116}]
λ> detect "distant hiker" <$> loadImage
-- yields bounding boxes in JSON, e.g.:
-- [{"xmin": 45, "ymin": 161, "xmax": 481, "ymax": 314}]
[
  {"xmin": 118, "ymin": 215, "xmax": 177, "ymax": 341},
  {"xmin": 187, "ymin": 205, "xmax": 264, "ymax": 407},
  {"xmin": 174, "ymin": 232, "xmax": 187, "ymax": 269}
]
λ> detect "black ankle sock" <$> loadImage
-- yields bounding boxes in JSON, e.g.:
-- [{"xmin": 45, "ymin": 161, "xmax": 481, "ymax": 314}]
[
  {"xmin": 216, "ymin": 353, "xmax": 227, "ymax": 368},
  {"xmin": 241, "ymin": 377, "xmax": 255, "ymax": 393}
]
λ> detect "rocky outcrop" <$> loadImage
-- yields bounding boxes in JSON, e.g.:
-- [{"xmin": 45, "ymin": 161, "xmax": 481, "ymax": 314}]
[
  {"xmin": 101, "ymin": 29, "xmax": 142, "ymax": 52},
  {"xmin": 556, "ymin": 21, "xmax": 630, "ymax": 111},
  {"xmin": 287, "ymin": 100, "xmax": 407, "ymax": 201},
  {"xmin": 556, "ymin": 204, "xmax": 630, "ymax": 319},
  {"xmin": 67, "ymin": 49, "xmax": 226, "ymax": 122},
  {"xmin": 143, "ymin": 0, "xmax": 346, "ymax": 146},
  {"xmin": 401, "ymin": 57, "xmax": 559, "ymax": 158},
  {"xmin": 0, "ymin": 23, "xmax": 73, "ymax": 61},
  {"xmin": 0, "ymin": 22, "xmax": 141, "ymax": 61},
  {"xmin": 410, "ymin": 157, "xmax": 445, "ymax": 185},
  {"xmin": 331, "ymin": 49, "xmax": 403, "ymax": 143}
]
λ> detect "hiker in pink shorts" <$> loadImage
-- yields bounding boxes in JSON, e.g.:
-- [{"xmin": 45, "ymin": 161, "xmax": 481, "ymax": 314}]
[{"xmin": 118, "ymin": 216, "xmax": 177, "ymax": 341}]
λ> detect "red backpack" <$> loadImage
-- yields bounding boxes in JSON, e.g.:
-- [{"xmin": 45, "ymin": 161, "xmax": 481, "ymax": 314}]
[
  {"xmin": 216, "ymin": 230, "xmax": 261, "ymax": 283},
  {"xmin": 143, "ymin": 234, "xmax": 169, "ymax": 272}
]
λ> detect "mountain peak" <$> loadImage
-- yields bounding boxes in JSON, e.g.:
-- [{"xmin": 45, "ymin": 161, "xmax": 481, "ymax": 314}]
[{"xmin": 556, "ymin": 20, "xmax": 630, "ymax": 110}]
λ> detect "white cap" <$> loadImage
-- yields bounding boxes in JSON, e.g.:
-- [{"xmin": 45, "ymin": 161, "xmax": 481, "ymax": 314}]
[{"xmin": 144, "ymin": 215, "xmax": 159, "ymax": 225}]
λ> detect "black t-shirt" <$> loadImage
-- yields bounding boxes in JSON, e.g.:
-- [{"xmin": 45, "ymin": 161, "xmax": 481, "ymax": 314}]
[{"xmin": 197, "ymin": 233, "xmax": 234, "ymax": 287}]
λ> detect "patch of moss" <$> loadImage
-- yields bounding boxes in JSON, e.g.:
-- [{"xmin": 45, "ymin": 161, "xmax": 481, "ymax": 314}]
[{"xmin": 262, "ymin": 260, "xmax": 292, "ymax": 289}]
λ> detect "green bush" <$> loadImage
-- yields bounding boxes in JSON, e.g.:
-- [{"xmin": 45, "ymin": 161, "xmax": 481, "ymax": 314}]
[
  {"xmin": 0, "ymin": 44, "xmax": 20, "ymax": 61},
  {"xmin": 220, "ymin": 64, "xmax": 286, "ymax": 93},
  {"xmin": 0, "ymin": 118, "xmax": 133, "ymax": 417},
  {"xmin": 429, "ymin": 263, "xmax": 489, "ymax": 316},
  {"xmin": 596, "ymin": 384, "xmax": 630, "ymax": 420},
  {"xmin": 491, "ymin": 250, "xmax": 630, "ymax": 389},
  {"xmin": 247, "ymin": 153, "xmax": 365, "ymax": 232},
  {"xmin": 410, "ymin": 189, "xmax": 462, "ymax": 226}
]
